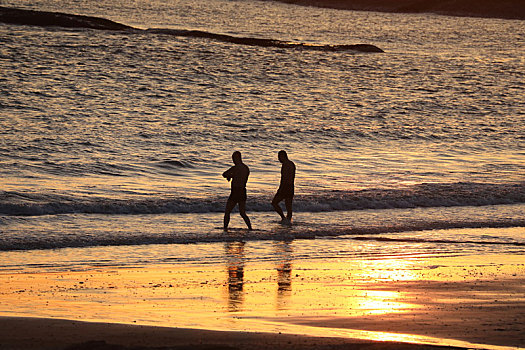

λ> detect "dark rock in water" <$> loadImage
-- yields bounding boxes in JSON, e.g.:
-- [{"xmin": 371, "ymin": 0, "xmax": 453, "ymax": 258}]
[
  {"xmin": 0, "ymin": 6, "xmax": 384, "ymax": 53},
  {"xmin": 324, "ymin": 44, "xmax": 384, "ymax": 53},
  {"xmin": 296, "ymin": 43, "xmax": 384, "ymax": 52},
  {"xmin": 0, "ymin": 6, "xmax": 134, "ymax": 30},
  {"xmin": 147, "ymin": 28, "xmax": 384, "ymax": 52}
]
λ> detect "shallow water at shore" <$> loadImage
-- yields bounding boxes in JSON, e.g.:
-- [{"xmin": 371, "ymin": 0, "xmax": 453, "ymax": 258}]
[{"xmin": 1, "ymin": 205, "xmax": 524, "ymax": 257}]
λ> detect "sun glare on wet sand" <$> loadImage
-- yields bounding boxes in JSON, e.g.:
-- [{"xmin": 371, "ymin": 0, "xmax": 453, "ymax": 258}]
[{"xmin": 1, "ymin": 243, "xmax": 523, "ymax": 348}]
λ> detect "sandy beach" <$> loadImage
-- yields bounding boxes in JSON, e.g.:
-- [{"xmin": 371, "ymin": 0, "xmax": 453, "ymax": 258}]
[
  {"xmin": 1, "ymin": 250, "xmax": 523, "ymax": 350},
  {"xmin": 0, "ymin": 316, "xmax": 465, "ymax": 350}
]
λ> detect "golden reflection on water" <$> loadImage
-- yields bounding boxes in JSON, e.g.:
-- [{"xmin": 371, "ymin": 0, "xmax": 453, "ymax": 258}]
[
  {"xmin": 0, "ymin": 249, "xmax": 523, "ymax": 349},
  {"xmin": 350, "ymin": 290, "xmax": 411, "ymax": 316},
  {"xmin": 275, "ymin": 240, "xmax": 293, "ymax": 310},
  {"xmin": 355, "ymin": 258, "xmax": 421, "ymax": 283},
  {"xmin": 224, "ymin": 240, "xmax": 294, "ymax": 313},
  {"xmin": 221, "ymin": 240, "xmax": 413, "ymax": 319},
  {"xmin": 225, "ymin": 242, "xmax": 245, "ymax": 312}
]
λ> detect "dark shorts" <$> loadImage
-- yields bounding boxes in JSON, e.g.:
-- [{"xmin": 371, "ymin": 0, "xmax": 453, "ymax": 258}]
[
  {"xmin": 228, "ymin": 187, "xmax": 247, "ymax": 203},
  {"xmin": 275, "ymin": 184, "xmax": 294, "ymax": 200}
]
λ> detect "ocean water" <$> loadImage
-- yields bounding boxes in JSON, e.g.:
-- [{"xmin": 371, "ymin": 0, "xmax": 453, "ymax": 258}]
[{"xmin": 0, "ymin": 0, "xmax": 524, "ymax": 269}]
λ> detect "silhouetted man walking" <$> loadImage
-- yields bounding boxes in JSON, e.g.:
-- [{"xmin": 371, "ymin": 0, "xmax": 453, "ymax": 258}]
[
  {"xmin": 272, "ymin": 150, "xmax": 296, "ymax": 224},
  {"xmin": 223, "ymin": 151, "xmax": 252, "ymax": 231}
]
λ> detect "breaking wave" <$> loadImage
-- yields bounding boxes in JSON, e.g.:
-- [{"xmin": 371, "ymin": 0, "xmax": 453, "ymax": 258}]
[
  {"xmin": 0, "ymin": 217, "xmax": 524, "ymax": 251},
  {"xmin": 0, "ymin": 6, "xmax": 384, "ymax": 52},
  {"xmin": 1, "ymin": 182, "xmax": 523, "ymax": 216}
]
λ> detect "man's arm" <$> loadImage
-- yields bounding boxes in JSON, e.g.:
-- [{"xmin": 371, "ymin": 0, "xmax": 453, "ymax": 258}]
[{"xmin": 222, "ymin": 166, "xmax": 235, "ymax": 181}]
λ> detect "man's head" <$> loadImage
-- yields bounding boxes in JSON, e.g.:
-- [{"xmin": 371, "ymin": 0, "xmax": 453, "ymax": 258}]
[
  {"xmin": 232, "ymin": 151, "xmax": 242, "ymax": 165},
  {"xmin": 278, "ymin": 150, "xmax": 288, "ymax": 163}
]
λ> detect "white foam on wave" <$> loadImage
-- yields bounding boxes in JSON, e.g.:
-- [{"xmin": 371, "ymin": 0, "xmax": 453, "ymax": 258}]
[
  {"xmin": 1, "ymin": 182, "xmax": 523, "ymax": 216},
  {"xmin": 1, "ymin": 213, "xmax": 523, "ymax": 251}
]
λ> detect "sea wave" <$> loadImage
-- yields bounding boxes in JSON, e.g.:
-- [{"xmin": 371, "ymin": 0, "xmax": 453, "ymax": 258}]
[
  {"xmin": 0, "ymin": 6, "xmax": 383, "ymax": 52},
  {"xmin": 1, "ymin": 182, "xmax": 523, "ymax": 216},
  {"xmin": 0, "ymin": 217, "xmax": 523, "ymax": 251},
  {"xmin": 156, "ymin": 159, "xmax": 196, "ymax": 169}
]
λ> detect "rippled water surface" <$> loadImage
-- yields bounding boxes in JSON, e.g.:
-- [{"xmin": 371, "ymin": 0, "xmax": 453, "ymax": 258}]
[{"xmin": 0, "ymin": 0, "xmax": 524, "ymax": 256}]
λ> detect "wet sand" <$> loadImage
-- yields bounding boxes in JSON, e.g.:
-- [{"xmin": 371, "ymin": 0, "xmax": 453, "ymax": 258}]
[
  {"xmin": 0, "ymin": 316, "xmax": 464, "ymax": 350},
  {"xmin": 0, "ymin": 252, "xmax": 523, "ymax": 349}
]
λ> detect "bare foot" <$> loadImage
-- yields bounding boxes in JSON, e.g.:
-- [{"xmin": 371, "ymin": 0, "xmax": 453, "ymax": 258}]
[{"xmin": 280, "ymin": 218, "xmax": 292, "ymax": 226}]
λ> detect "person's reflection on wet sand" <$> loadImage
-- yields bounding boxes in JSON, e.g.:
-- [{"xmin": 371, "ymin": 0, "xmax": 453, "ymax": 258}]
[
  {"xmin": 225, "ymin": 241, "xmax": 245, "ymax": 312},
  {"xmin": 275, "ymin": 240, "xmax": 293, "ymax": 310}
]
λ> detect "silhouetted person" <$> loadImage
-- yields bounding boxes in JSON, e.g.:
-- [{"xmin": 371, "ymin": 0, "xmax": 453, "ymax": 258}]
[
  {"xmin": 223, "ymin": 151, "xmax": 252, "ymax": 231},
  {"xmin": 272, "ymin": 150, "xmax": 296, "ymax": 224}
]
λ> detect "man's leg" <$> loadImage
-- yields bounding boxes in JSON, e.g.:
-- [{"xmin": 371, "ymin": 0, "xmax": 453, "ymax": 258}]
[
  {"xmin": 238, "ymin": 201, "xmax": 252, "ymax": 230},
  {"xmin": 284, "ymin": 197, "xmax": 293, "ymax": 221},
  {"xmin": 272, "ymin": 193, "xmax": 286, "ymax": 220},
  {"xmin": 224, "ymin": 199, "xmax": 236, "ymax": 230}
]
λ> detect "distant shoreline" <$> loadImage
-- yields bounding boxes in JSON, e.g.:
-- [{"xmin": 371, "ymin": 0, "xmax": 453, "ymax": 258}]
[{"xmin": 270, "ymin": 0, "xmax": 525, "ymax": 20}]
